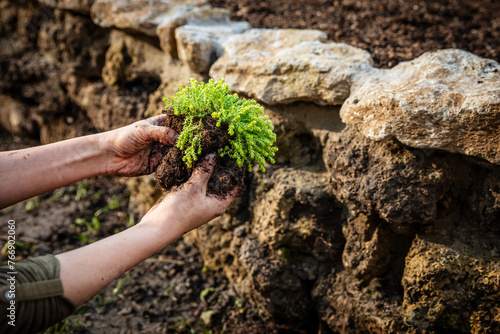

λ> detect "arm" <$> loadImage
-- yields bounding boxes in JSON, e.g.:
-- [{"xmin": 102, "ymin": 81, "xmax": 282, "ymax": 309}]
[
  {"xmin": 56, "ymin": 154, "xmax": 235, "ymax": 306},
  {"xmin": 0, "ymin": 115, "xmax": 177, "ymax": 209}
]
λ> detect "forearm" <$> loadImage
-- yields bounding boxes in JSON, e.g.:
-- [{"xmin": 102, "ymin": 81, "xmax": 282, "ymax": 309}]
[
  {"xmin": 55, "ymin": 218, "xmax": 183, "ymax": 306},
  {"xmin": 0, "ymin": 133, "xmax": 108, "ymax": 209}
]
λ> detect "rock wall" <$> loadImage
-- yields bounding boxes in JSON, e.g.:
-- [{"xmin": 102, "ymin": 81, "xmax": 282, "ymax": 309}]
[{"xmin": 1, "ymin": 1, "xmax": 499, "ymax": 333}]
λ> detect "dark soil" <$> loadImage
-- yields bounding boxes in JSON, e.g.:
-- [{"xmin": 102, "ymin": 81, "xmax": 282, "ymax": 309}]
[
  {"xmin": 155, "ymin": 109, "xmax": 245, "ymax": 198},
  {"xmin": 208, "ymin": 0, "xmax": 500, "ymax": 68}
]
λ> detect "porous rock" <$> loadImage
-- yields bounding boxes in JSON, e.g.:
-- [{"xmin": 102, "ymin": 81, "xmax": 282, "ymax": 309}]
[
  {"xmin": 341, "ymin": 214, "xmax": 392, "ymax": 283},
  {"xmin": 341, "ymin": 49, "xmax": 500, "ymax": 165},
  {"xmin": 326, "ymin": 126, "xmax": 456, "ymax": 227},
  {"xmin": 91, "ymin": 0, "xmax": 206, "ymax": 36},
  {"xmin": 261, "ymin": 106, "xmax": 325, "ymax": 167},
  {"xmin": 0, "ymin": 95, "xmax": 37, "ymax": 136},
  {"xmin": 210, "ymin": 29, "xmax": 373, "ymax": 105},
  {"xmin": 101, "ymin": 29, "xmax": 164, "ymax": 90},
  {"xmin": 38, "ymin": 9, "xmax": 109, "ymax": 78},
  {"xmin": 64, "ymin": 76, "xmax": 147, "ymax": 131},
  {"xmin": 313, "ymin": 270, "xmax": 409, "ymax": 333},
  {"xmin": 251, "ymin": 167, "xmax": 344, "ymax": 253},
  {"xmin": 175, "ymin": 6, "xmax": 249, "ymax": 73},
  {"xmin": 185, "ymin": 167, "xmax": 346, "ymax": 325},
  {"xmin": 403, "ymin": 231, "xmax": 500, "ymax": 332}
]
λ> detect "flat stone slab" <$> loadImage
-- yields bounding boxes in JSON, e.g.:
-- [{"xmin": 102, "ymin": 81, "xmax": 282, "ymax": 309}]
[
  {"xmin": 341, "ymin": 49, "xmax": 500, "ymax": 165},
  {"xmin": 210, "ymin": 29, "xmax": 373, "ymax": 106},
  {"xmin": 91, "ymin": 0, "xmax": 206, "ymax": 36},
  {"xmin": 175, "ymin": 7, "xmax": 250, "ymax": 73}
]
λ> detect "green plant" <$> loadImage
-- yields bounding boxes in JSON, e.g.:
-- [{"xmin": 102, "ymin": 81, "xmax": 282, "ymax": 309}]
[
  {"xmin": 25, "ymin": 197, "xmax": 40, "ymax": 212},
  {"xmin": 163, "ymin": 78, "xmax": 278, "ymax": 172}
]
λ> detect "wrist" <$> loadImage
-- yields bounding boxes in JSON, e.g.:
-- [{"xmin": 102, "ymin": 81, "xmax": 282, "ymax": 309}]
[
  {"xmin": 135, "ymin": 215, "xmax": 184, "ymax": 249},
  {"xmin": 95, "ymin": 131, "xmax": 116, "ymax": 175}
]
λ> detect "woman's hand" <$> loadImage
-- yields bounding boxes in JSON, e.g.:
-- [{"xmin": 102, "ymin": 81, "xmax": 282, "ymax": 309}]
[
  {"xmin": 57, "ymin": 153, "xmax": 238, "ymax": 307},
  {"xmin": 140, "ymin": 153, "xmax": 238, "ymax": 235},
  {"xmin": 100, "ymin": 115, "xmax": 178, "ymax": 176}
]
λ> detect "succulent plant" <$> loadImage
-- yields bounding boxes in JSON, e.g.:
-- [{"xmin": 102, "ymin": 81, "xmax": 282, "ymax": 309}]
[{"xmin": 163, "ymin": 78, "xmax": 278, "ymax": 172}]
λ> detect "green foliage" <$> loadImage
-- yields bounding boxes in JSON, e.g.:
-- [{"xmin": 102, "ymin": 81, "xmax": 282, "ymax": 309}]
[{"xmin": 163, "ymin": 78, "xmax": 278, "ymax": 171}]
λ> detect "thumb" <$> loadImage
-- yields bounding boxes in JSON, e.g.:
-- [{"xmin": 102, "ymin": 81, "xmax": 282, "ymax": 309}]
[
  {"xmin": 147, "ymin": 126, "xmax": 178, "ymax": 146},
  {"xmin": 189, "ymin": 153, "xmax": 217, "ymax": 187}
]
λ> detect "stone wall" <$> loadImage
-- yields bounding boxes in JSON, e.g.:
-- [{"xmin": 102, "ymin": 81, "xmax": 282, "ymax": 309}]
[{"xmin": 1, "ymin": 1, "xmax": 499, "ymax": 333}]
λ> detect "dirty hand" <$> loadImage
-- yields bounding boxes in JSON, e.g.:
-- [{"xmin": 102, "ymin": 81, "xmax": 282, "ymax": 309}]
[
  {"xmin": 140, "ymin": 154, "xmax": 238, "ymax": 235},
  {"xmin": 100, "ymin": 115, "xmax": 178, "ymax": 176}
]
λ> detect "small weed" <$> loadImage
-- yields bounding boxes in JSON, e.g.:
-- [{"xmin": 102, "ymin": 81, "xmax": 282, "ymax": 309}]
[
  {"xmin": 45, "ymin": 316, "xmax": 90, "ymax": 333},
  {"xmin": 1, "ymin": 241, "xmax": 35, "ymax": 257},
  {"xmin": 25, "ymin": 197, "xmax": 40, "ymax": 212},
  {"xmin": 163, "ymin": 285, "xmax": 178, "ymax": 301},
  {"xmin": 113, "ymin": 274, "xmax": 129, "ymax": 299},
  {"xmin": 200, "ymin": 287, "xmax": 216, "ymax": 303},
  {"xmin": 73, "ymin": 196, "xmax": 121, "ymax": 244},
  {"xmin": 92, "ymin": 292, "xmax": 115, "ymax": 307},
  {"xmin": 127, "ymin": 213, "xmax": 136, "ymax": 227},
  {"xmin": 175, "ymin": 317, "xmax": 189, "ymax": 331},
  {"xmin": 278, "ymin": 247, "xmax": 292, "ymax": 262},
  {"xmin": 199, "ymin": 324, "xmax": 213, "ymax": 334},
  {"xmin": 93, "ymin": 190, "xmax": 102, "ymax": 200},
  {"xmin": 75, "ymin": 182, "xmax": 88, "ymax": 201}
]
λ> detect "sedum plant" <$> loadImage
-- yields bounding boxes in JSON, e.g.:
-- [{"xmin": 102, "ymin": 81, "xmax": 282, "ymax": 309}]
[{"xmin": 163, "ymin": 78, "xmax": 278, "ymax": 172}]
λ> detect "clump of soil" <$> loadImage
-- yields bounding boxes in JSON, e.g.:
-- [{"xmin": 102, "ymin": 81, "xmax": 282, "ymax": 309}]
[{"xmin": 155, "ymin": 109, "xmax": 245, "ymax": 197}]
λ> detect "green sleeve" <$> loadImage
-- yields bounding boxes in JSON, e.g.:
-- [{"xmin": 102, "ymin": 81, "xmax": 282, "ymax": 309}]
[{"xmin": 0, "ymin": 254, "xmax": 76, "ymax": 334}]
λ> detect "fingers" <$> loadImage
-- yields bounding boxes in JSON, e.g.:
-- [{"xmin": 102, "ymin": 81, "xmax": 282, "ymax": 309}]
[
  {"xmin": 147, "ymin": 126, "xmax": 178, "ymax": 146},
  {"xmin": 146, "ymin": 114, "xmax": 167, "ymax": 127},
  {"xmin": 142, "ymin": 115, "xmax": 178, "ymax": 146},
  {"xmin": 188, "ymin": 153, "xmax": 217, "ymax": 188},
  {"xmin": 221, "ymin": 186, "xmax": 240, "ymax": 206}
]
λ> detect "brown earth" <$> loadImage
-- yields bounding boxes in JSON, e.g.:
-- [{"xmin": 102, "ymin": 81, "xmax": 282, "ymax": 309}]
[{"xmin": 208, "ymin": 0, "xmax": 500, "ymax": 68}]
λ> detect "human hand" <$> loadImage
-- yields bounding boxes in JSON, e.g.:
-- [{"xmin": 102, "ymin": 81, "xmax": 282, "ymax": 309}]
[
  {"xmin": 100, "ymin": 115, "xmax": 177, "ymax": 176},
  {"xmin": 140, "ymin": 154, "xmax": 238, "ymax": 236}
]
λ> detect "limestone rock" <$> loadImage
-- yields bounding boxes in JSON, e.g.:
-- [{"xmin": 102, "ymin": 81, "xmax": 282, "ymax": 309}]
[
  {"xmin": 64, "ymin": 76, "xmax": 147, "ymax": 131},
  {"xmin": 185, "ymin": 167, "xmax": 346, "ymax": 326},
  {"xmin": 313, "ymin": 270, "xmax": 409, "ymax": 333},
  {"xmin": 91, "ymin": 0, "xmax": 206, "ymax": 36},
  {"xmin": 156, "ymin": 4, "xmax": 240, "ymax": 57},
  {"xmin": 102, "ymin": 29, "xmax": 164, "ymax": 90},
  {"xmin": 36, "ymin": 110, "xmax": 95, "ymax": 144},
  {"xmin": 341, "ymin": 49, "xmax": 500, "ymax": 165},
  {"xmin": 175, "ymin": 7, "xmax": 249, "ymax": 73},
  {"xmin": 236, "ymin": 237, "xmax": 317, "ymax": 325},
  {"xmin": 38, "ymin": 0, "xmax": 95, "ymax": 14},
  {"xmin": 252, "ymin": 167, "xmax": 344, "ymax": 254},
  {"xmin": 403, "ymin": 232, "xmax": 500, "ymax": 332},
  {"xmin": 341, "ymin": 214, "xmax": 391, "ymax": 283},
  {"xmin": 327, "ymin": 127, "xmax": 456, "ymax": 227},
  {"xmin": 260, "ymin": 107, "xmax": 324, "ymax": 167},
  {"xmin": 38, "ymin": 10, "xmax": 109, "ymax": 78},
  {"xmin": 0, "ymin": 95, "xmax": 37, "ymax": 136},
  {"xmin": 209, "ymin": 29, "xmax": 373, "ymax": 105}
]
